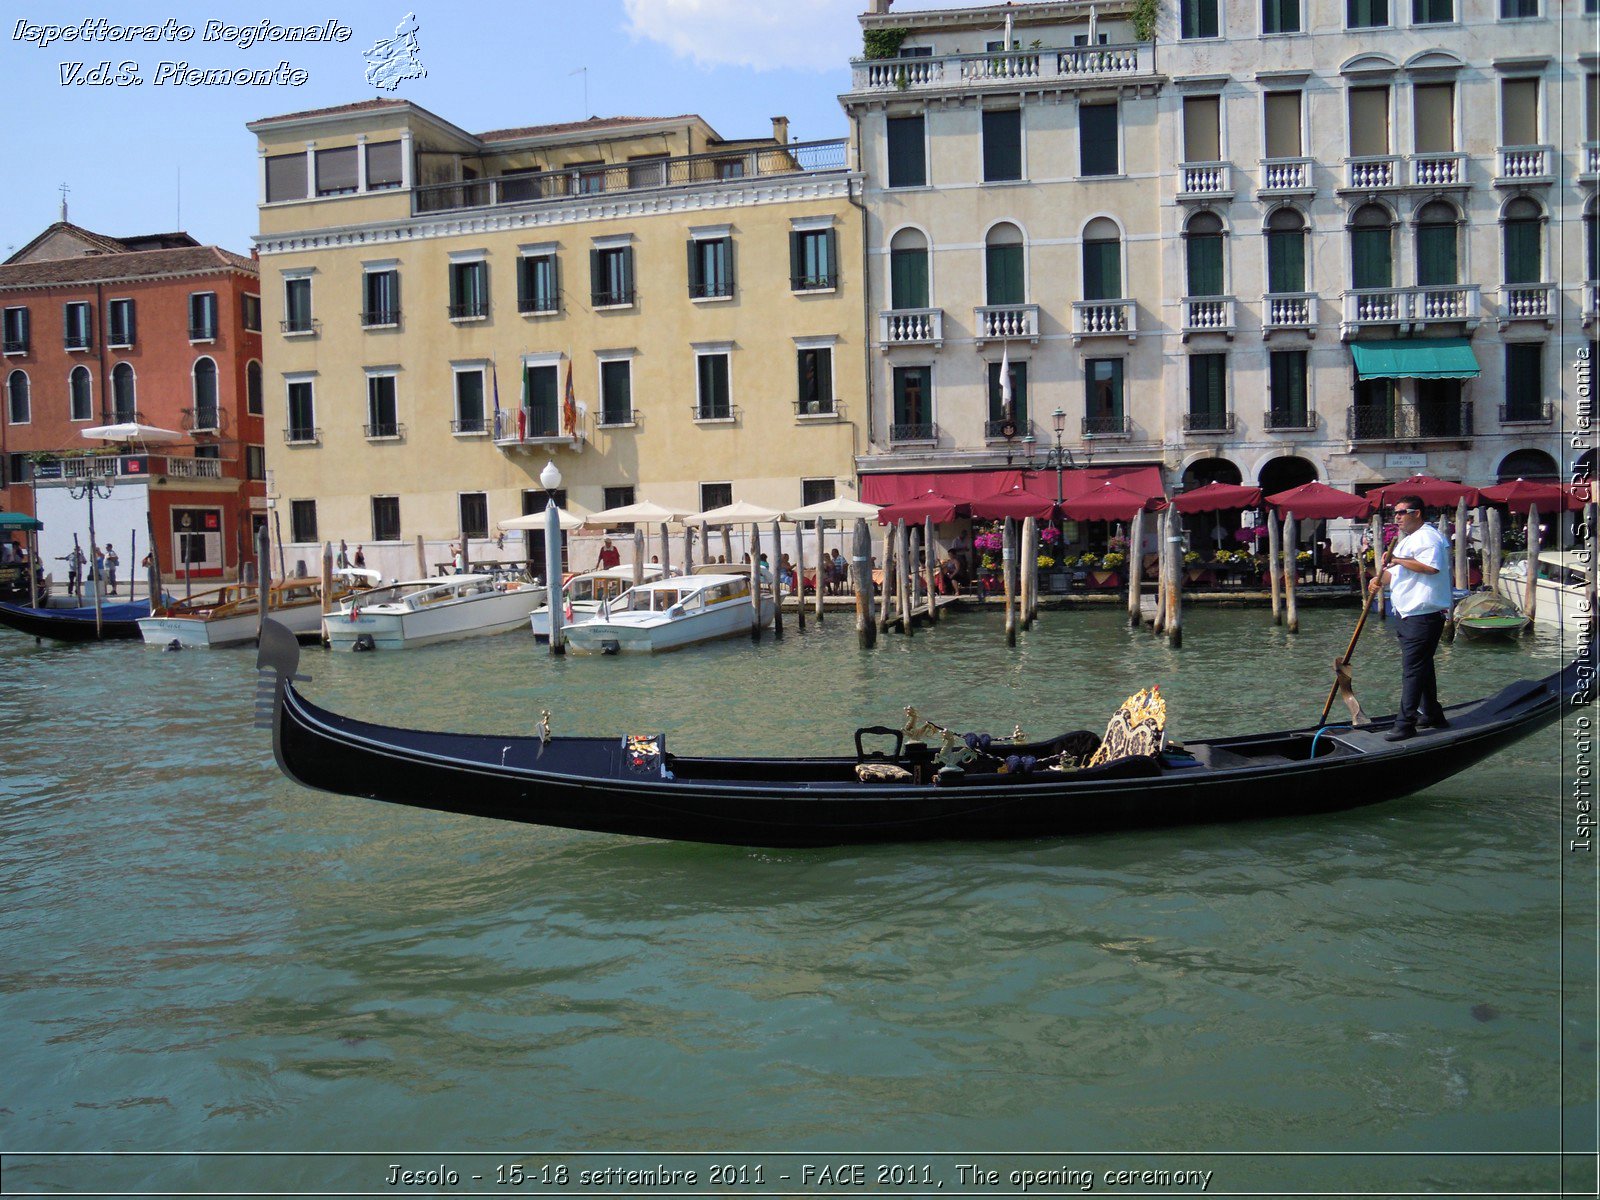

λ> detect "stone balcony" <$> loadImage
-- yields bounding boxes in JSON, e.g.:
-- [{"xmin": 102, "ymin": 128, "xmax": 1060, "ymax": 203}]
[
  {"xmin": 1583, "ymin": 142, "xmax": 1600, "ymax": 187},
  {"xmin": 1585, "ymin": 281, "xmax": 1599, "ymax": 328},
  {"xmin": 492, "ymin": 409, "xmax": 585, "ymax": 451},
  {"xmin": 1071, "ymin": 299, "xmax": 1137, "ymax": 343},
  {"xmin": 848, "ymin": 42, "xmax": 1157, "ymax": 98},
  {"xmin": 1495, "ymin": 145, "xmax": 1556, "ymax": 187},
  {"xmin": 1342, "ymin": 153, "xmax": 1467, "ymax": 193},
  {"xmin": 1340, "ymin": 285, "xmax": 1480, "ymax": 339},
  {"xmin": 1176, "ymin": 161, "xmax": 1233, "ymax": 202},
  {"xmin": 879, "ymin": 308, "xmax": 944, "ymax": 349},
  {"xmin": 1262, "ymin": 292, "xmax": 1319, "ymax": 339},
  {"xmin": 1259, "ymin": 157, "xmax": 1316, "ymax": 198},
  {"xmin": 1180, "ymin": 296, "xmax": 1236, "ymax": 340},
  {"xmin": 1496, "ymin": 283, "xmax": 1555, "ymax": 329},
  {"xmin": 973, "ymin": 303, "xmax": 1040, "ymax": 345},
  {"xmin": 1409, "ymin": 152, "xmax": 1467, "ymax": 188}
]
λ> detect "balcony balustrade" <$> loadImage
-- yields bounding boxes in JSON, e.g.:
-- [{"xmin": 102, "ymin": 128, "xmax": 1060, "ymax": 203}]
[
  {"xmin": 181, "ymin": 406, "xmax": 220, "ymax": 433},
  {"xmin": 1181, "ymin": 296, "xmax": 1236, "ymax": 338},
  {"xmin": 1495, "ymin": 145, "xmax": 1555, "ymax": 186},
  {"xmin": 1341, "ymin": 285, "xmax": 1479, "ymax": 337},
  {"xmin": 1345, "ymin": 155, "xmax": 1402, "ymax": 190},
  {"xmin": 1071, "ymin": 299, "xmax": 1137, "ymax": 341},
  {"xmin": 493, "ymin": 409, "xmax": 581, "ymax": 446},
  {"xmin": 163, "ymin": 458, "xmax": 223, "ymax": 480},
  {"xmin": 973, "ymin": 303, "xmax": 1039, "ymax": 344},
  {"xmin": 363, "ymin": 422, "xmax": 405, "ymax": 441},
  {"xmin": 879, "ymin": 308, "xmax": 944, "ymax": 348},
  {"xmin": 1346, "ymin": 400, "xmax": 1472, "ymax": 442},
  {"xmin": 1583, "ymin": 142, "xmax": 1600, "ymax": 183},
  {"xmin": 1409, "ymin": 152, "xmax": 1466, "ymax": 188},
  {"xmin": 849, "ymin": 42, "xmax": 1155, "ymax": 96},
  {"xmin": 1412, "ymin": 284, "xmax": 1479, "ymax": 325},
  {"xmin": 450, "ymin": 417, "xmax": 488, "ymax": 435},
  {"xmin": 984, "ymin": 417, "xmax": 1033, "ymax": 441},
  {"xmin": 1585, "ymin": 281, "xmax": 1599, "ymax": 328},
  {"xmin": 1259, "ymin": 157, "xmax": 1315, "ymax": 196},
  {"xmin": 1498, "ymin": 283, "xmax": 1554, "ymax": 327},
  {"xmin": 1262, "ymin": 292, "xmax": 1318, "ymax": 337},
  {"xmin": 283, "ymin": 426, "xmax": 321, "ymax": 446},
  {"xmin": 413, "ymin": 139, "xmax": 849, "ymax": 217},
  {"xmin": 1177, "ymin": 161, "xmax": 1233, "ymax": 201}
]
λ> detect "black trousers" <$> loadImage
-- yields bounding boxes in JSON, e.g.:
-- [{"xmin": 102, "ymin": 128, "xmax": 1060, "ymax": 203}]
[{"xmin": 1394, "ymin": 610, "xmax": 1446, "ymax": 728}]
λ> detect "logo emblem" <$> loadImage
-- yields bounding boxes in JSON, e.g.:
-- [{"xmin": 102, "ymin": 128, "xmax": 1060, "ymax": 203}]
[{"xmin": 363, "ymin": 12, "xmax": 426, "ymax": 91}]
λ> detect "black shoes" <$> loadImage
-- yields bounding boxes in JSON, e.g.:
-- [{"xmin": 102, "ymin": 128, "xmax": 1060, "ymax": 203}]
[
  {"xmin": 1384, "ymin": 726, "xmax": 1416, "ymax": 742},
  {"xmin": 1418, "ymin": 715, "xmax": 1450, "ymax": 730}
]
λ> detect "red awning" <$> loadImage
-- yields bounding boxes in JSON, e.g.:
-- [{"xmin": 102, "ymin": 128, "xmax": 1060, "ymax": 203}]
[
  {"xmin": 877, "ymin": 489, "xmax": 968, "ymax": 524},
  {"xmin": 861, "ymin": 466, "xmax": 1166, "ymax": 508},
  {"xmin": 1479, "ymin": 478, "xmax": 1586, "ymax": 514},
  {"xmin": 1265, "ymin": 481, "xmax": 1374, "ymax": 520},
  {"xmin": 1059, "ymin": 482, "xmax": 1168, "ymax": 523},
  {"xmin": 1171, "ymin": 482, "xmax": 1263, "ymax": 514},
  {"xmin": 969, "ymin": 484, "xmax": 1058, "ymax": 520},
  {"xmin": 1365, "ymin": 475, "xmax": 1479, "ymax": 508}
]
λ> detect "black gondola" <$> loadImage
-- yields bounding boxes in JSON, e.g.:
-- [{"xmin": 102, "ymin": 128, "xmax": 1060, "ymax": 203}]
[
  {"xmin": 0, "ymin": 597, "xmax": 154, "ymax": 641},
  {"xmin": 256, "ymin": 619, "xmax": 1594, "ymax": 849}
]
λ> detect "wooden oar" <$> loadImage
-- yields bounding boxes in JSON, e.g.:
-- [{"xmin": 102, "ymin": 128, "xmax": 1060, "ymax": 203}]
[{"xmin": 1319, "ymin": 553, "xmax": 1388, "ymax": 726}]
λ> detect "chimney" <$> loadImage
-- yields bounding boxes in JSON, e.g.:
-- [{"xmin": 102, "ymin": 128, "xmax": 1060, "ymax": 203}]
[
  {"xmin": 868, "ymin": 0, "xmax": 893, "ymax": 12},
  {"xmin": 771, "ymin": 116, "xmax": 790, "ymax": 145}
]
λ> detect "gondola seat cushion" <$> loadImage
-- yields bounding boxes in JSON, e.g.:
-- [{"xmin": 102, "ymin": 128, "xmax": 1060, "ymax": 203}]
[
  {"xmin": 856, "ymin": 762, "xmax": 913, "ymax": 783},
  {"xmin": 1087, "ymin": 687, "xmax": 1167, "ymax": 768}
]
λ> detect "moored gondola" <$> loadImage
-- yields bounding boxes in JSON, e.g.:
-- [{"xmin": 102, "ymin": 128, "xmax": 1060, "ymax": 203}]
[
  {"xmin": 255, "ymin": 619, "xmax": 1593, "ymax": 848},
  {"xmin": 0, "ymin": 597, "xmax": 154, "ymax": 641}
]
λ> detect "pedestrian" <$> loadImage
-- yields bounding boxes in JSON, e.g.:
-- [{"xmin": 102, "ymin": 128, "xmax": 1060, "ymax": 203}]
[
  {"xmin": 353, "ymin": 545, "xmax": 366, "ymax": 569},
  {"xmin": 93, "ymin": 546, "xmax": 106, "ymax": 592},
  {"xmin": 597, "ymin": 537, "xmax": 621, "ymax": 570},
  {"xmin": 452, "ymin": 542, "xmax": 465, "ymax": 574},
  {"xmin": 337, "ymin": 539, "xmax": 350, "ymax": 569},
  {"xmin": 104, "ymin": 544, "xmax": 119, "ymax": 594},
  {"xmin": 1368, "ymin": 495, "xmax": 1452, "ymax": 741}
]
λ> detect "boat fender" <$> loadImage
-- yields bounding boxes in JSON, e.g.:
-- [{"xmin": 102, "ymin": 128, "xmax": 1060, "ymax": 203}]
[
  {"xmin": 164, "ymin": 639, "xmax": 184, "ymax": 652},
  {"xmin": 999, "ymin": 754, "xmax": 1036, "ymax": 776},
  {"xmin": 353, "ymin": 634, "xmax": 376, "ymax": 652},
  {"xmin": 600, "ymin": 639, "xmax": 621, "ymax": 655}
]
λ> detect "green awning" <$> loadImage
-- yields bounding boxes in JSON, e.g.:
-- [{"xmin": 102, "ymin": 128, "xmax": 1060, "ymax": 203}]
[
  {"xmin": 1350, "ymin": 338, "xmax": 1480, "ymax": 381},
  {"xmin": 0, "ymin": 511, "xmax": 42, "ymax": 532}
]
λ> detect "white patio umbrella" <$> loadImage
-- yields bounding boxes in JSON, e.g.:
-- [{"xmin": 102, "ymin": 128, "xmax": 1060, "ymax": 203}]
[
  {"xmin": 786, "ymin": 498, "xmax": 881, "ymax": 521},
  {"xmin": 498, "ymin": 504, "xmax": 585, "ymax": 532},
  {"xmin": 690, "ymin": 500, "xmax": 786, "ymax": 525},
  {"xmin": 81, "ymin": 422, "xmax": 184, "ymax": 444},
  {"xmin": 582, "ymin": 501, "xmax": 686, "ymax": 526}
]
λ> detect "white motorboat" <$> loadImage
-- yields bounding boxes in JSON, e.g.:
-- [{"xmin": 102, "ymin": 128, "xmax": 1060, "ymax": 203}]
[
  {"xmin": 530, "ymin": 564, "xmax": 664, "ymax": 640},
  {"xmin": 562, "ymin": 570, "xmax": 775, "ymax": 654},
  {"xmin": 324, "ymin": 573, "xmax": 547, "ymax": 651},
  {"xmin": 138, "ymin": 570, "xmax": 378, "ymax": 649},
  {"xmin": 1495, "ymin": 550, "xmax": 1596, "ymax": 637}
]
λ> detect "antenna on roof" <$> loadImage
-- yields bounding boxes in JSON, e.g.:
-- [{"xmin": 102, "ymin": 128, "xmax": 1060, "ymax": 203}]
[
  {"xmin": 58, "ymin": 182, "xmax": 70, "ymax": 223},
  {"xmin": 570, "ymin": 66, "xmax": 588, "ymax": 120}
]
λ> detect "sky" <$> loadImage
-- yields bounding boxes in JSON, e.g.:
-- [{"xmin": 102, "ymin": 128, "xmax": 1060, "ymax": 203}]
[{"xmin": 0, "ymin": 0, "xmax": 954, "ymax": 257}]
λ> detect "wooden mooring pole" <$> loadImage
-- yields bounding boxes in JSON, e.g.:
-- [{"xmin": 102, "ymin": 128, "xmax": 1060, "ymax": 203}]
[
  {"xmin": 1126, "ymin": 507, "xmax": 1144, "ymax": 627},
  {"xmin": 1166, "ymin": 506, "xmax": 1182, "ymax": 648},
  {"xmin": 1267, "ymin": 509, "xmax": 1282, "ymax": 625},
  {"xmin": 1283, "ymin": 511, "xmax": 1299, "ymax": 634},
  {"xmin": 1003, "ymin": 519, "xmax": 1017, "ymax": 647},
  {"xmin": 852, "ymin": 518, "xmax": 876, "ymax": 649}
]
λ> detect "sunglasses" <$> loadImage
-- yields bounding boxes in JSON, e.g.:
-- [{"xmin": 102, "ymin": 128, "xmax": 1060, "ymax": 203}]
[{"xmin": 1392, "ymin": 508, "xmax": 1419, "ymax": 516}]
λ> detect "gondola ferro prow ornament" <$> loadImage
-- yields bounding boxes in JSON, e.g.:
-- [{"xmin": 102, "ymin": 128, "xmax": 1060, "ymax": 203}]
[{"xmin": 254, "ymin": 617, "xmax": 310, "ymax": 732}]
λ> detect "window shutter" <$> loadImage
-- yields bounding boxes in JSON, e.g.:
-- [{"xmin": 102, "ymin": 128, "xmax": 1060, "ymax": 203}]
[
  {"xmin": 1416, "ymin": 223, "xmax": 1457, "ymax": 286},
  {"xmin": 1504, "ymin": 220, "xmax": 1540, "ymax": 284},
  {"xmin": 315, "ymin": 146, "xmax": 358, "ymax": 194},
  {"xmin": 982, "ymin": 109, "xmax": 1021, "ymax": 182},
  {"xmin": 1079, "ymin": 104, "xmax": 1118, "ymax": 176},
  {"xmin": 1267, "ymin": 230, "xmax": 1305, "ymax": 294},
  {"xmin": 687, "ymin": 240, "xmax": 700, "ymax": 295},
  {"xmin": 789, "ymin": 231, "xmax": 802, "ymax": 287},
  {"xmin": 1187, "ymin": 236, "xmax": 1224, "ymax": 296},
  {"xmin": 265, "ymin": 153, "xmax": 308, "ymax": 202},
  {"xmin": 1352, "ymin": 228, "xmax": 1391, "ymax": 289},
  {"xmin": 366, "ymin": 140, "xmax": 403, "ymax": 188},
  {"xmin": 590, "ymin": 249, "xmax": 603, "ymax": 303},
  {"xmin": 725, "ymin": 239, "xmax": 736, "ymax": 295},
  {"xmin": 621, "ymin": 248, "xmax": 634, "ymax": 301},
  {"xmin": 886, "ymin": 115, "xmax": 926, "ymax": 187}
]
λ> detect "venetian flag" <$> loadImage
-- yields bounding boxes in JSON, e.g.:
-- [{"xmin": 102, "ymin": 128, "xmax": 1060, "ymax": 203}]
[{"xmin": 562, "ymin": 360, "xmax": 578, "ymax": 437}]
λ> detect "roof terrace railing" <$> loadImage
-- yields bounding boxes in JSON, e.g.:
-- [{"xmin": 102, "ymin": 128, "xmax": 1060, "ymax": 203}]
[{"xmin": 414, "ymin": 139, "xmax": 851, "ymax": 216}]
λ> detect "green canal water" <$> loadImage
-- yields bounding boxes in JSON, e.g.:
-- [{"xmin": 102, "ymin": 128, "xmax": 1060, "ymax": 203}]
[{"xmin": 0, "ymin": 607, "xmax": 1594, "ymax": 1197}]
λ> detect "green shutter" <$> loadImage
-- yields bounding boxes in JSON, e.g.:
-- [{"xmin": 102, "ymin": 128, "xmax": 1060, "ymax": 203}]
[
  {"xmin": 1084, "ymin": 239, "xmax": 1120, "ymax": 301},
  {"xmin": 1504, "ymin": 219, "xmax": 1540, "ymax": 285},
  {"xmin": 1352, "ymin": 228, "xmax": 1391, "ymax": 290},
  {"xmin": 1189, "ymin": 354, "xmax": 1226, "ymax": 417},
  {"xmin": 887, "ymin": 115, "xmax": 926, "ymax": 187},
  {"xmin": 982, "ymin": 109, "xmax": 1022, "ymax": 182},
  {"xmin": 1186, "ymin": 235, "xmax": 1224, "ymax": 296},
  {"xmin": 986, "ymin": 244, "xmax": 1024, "ymax": 305},
  {"xmin": 1416, "ymin": 223, "xmax": 1457, "ymax": 286},
  {"xmin": 589, "ymin": 249, "xmax": 602, "ymax": 304},
  {"xmin": 1080, "ymin": 104, "xmax": 1118, "ymax": 176},
  {"xmin": 1267, "ymin": 230, "xmax": 1304, "ymax": 294},
  {"xmin": 891, "ymin": 250, "xmax": 929, "ymax": 309},
  {"xmin": 1505, "ymin": 344, "xmax": 1542, "ymax": 418}
]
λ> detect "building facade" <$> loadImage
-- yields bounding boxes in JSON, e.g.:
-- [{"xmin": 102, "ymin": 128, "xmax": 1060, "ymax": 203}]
[
  {"xmin": 0, "ymin": 222, "xmax": 265, "ymax": 580},
  {"xmin": 844, "ymin": 0, "xmax": 1594, "ymax": 507},
  {"xmin": 249, "ymin": 100, "xmax": 864, "ymax": 579}
]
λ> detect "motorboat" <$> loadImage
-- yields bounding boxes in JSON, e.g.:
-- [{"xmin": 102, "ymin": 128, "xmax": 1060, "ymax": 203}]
[
  {"xmin": 561, "ymin": 569, "xmax": 775, "ymax": 654},
  {"xmin": 323, "ymin": 573, "xmax": 547, "ymax": 651},
  {"xmin": 1452, "ymin": 590, "xmax": 1530, "ymax": 641},
  {"xmin": 530, "ymin": 565, "xmax": 663, "ymax": 641},
  {"xmin": 1495, "ymin": 550, "xmax": 1596, "ymax": 637},
  {"xmin": 138, "ymin": 570, "xmax": 377, "ymax": 648},
  {"xmin": 255, "ymin": 617, "xmax": 1593, "ymax": 848}
]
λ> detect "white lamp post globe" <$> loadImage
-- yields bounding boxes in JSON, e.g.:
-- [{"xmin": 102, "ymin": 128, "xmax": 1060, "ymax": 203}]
[{"xmin": 539, "ymin": 460, "xmax": 562, "ymax": 492}]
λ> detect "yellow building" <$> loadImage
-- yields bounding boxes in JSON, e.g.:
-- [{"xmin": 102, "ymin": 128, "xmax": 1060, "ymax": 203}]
[{"xmin": 248, "ymin": 99, "xmax": 863, "ymax": 576}]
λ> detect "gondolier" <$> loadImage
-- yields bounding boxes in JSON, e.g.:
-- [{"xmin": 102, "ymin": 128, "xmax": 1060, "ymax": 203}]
[{"xmin": 1369, "ymin": 495, "xmax": 1452, "ymax": 741}]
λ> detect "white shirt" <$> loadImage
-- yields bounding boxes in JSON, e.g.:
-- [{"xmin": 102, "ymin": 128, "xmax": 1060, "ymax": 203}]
[{"xmin": 1387, "ymin": 523, "xmax": 1452, "ymax": 616}]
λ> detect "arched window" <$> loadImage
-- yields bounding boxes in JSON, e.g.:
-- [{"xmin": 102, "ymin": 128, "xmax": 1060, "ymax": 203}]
[
  {"xmin": 192, "ymin": 357, "xmax": 218, "ymax": 430},
  {"xmin": 1265, "ymin": 208, "xmax": 1306, "ymax": 294},
  {"xmin": 69, "ymin": 365, "xmax": 93, "ymax": 421},
  {"xmin": 1185, "ymin": 211, "xmax": 1226, "ymax": 297},
  {"xmin": 889, "ymin": 229, "xmax": 929, "ymax": 310},
  {"xmin": 1349, "ymin": 203, "xmax": 1393, "ymax": 290},
  {"xmin": 247, "ymin": 360, "xmax": 264, "ymax": 416},
  {"xmin": 111, "ymin": 362, "xmax": 136, "ymax": 423},
  {"xmin": 6, "ymin": 370, "xmax": 29, "ymax": 424},
  {"xmin": 1415, "ymin": 200, "xmax": 1459, "ymax": 286},
  {"xmin": 984, "ymin": 222, "xmax": 1024, "ymax": 306},
  {"xmin": 1082, "ymin": 217, "xmax": 1122, "ymax": 301},
  {"xmin": 1503, "ymin": 197, "xmax": 1542, "ymax": 285}
]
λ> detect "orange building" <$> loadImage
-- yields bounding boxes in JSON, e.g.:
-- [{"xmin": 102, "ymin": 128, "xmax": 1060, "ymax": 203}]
[{"xmin": 0, "ymin": 222, "xmax": 265, "ymax": 582}]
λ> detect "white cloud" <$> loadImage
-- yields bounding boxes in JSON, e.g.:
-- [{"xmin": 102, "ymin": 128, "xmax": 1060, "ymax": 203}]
[{"xmin": 621, "ymin": 0, "xmax": 863, "ymax": 72}]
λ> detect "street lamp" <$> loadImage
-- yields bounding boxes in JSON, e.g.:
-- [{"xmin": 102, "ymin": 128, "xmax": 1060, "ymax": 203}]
[
  {"xmin": 540, "ymin": 459, "xmax": 565, "ymax": 656},
  {"xmin": 68, "ymin": 472, "xmax": 113, "ymax": 638},
  {"xmin": 1025, "ymin": 407, "xmax": 1075, "ymax": 505}
]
